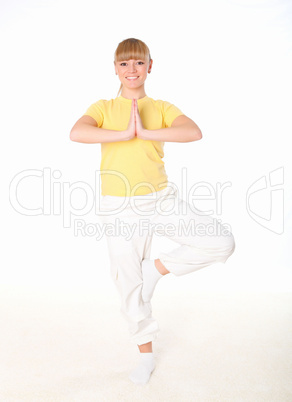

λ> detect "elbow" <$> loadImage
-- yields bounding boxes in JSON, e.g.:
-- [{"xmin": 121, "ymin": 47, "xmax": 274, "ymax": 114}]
[
  {"xmin": 70, "ymin": 129, "xmax": 78, "ymax": 142},
  {"xmin": 193, "ymin": 129, "xmax": 202, "ymax": 141}
]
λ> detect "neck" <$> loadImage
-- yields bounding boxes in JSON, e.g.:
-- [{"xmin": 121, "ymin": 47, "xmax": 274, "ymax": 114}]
[{"xmin": 120, "ymin": 87, "xmax": 147, "ymax": 100}]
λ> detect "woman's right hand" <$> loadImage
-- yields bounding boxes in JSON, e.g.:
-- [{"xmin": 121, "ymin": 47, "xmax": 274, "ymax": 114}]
[{"xmin": 122, "ymin": 99, "xmax": 136, "ymax": 141}]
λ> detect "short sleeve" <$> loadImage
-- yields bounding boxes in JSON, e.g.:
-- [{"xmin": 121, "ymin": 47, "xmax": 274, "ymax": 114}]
[
  {"xmin": 83, "ymin": 99, "xmax": 104, "ymax": 127},
  {"xmin": 161, "ymin": 100, "xmax": 184, "ymax": 128}
]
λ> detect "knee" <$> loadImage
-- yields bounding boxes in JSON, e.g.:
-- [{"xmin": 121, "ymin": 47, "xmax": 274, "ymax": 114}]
[{"xmin": 222, "ymin": 232, "xmax": 235, "ymax": 261}]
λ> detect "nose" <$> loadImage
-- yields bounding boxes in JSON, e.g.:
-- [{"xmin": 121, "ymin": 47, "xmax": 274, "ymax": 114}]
[{"xmin": 127, "ymin": 61, "xmax": 137, "ymax": 72}]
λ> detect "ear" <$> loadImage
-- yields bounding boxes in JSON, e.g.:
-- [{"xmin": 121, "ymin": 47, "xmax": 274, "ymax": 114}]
[{"xmin": 148, "ymin": 59, "xmax": 153, "ymax": 73}]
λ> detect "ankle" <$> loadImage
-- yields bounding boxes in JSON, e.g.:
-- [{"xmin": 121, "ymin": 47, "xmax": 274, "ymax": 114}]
[
  {"xmin": 138, "ymin": 341, "xmax": 152, "ymax": 353},
  {"xmin": 154, "ymin": 259, "xmax": 169, "ymax": 275}
]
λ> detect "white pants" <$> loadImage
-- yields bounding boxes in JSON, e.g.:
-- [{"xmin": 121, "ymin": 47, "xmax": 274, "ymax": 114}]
[{"xmin": 99, "ymin": 184, "xmax": 235, "ymax": 345}]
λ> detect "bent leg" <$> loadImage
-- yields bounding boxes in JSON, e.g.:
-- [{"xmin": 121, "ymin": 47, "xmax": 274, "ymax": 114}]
[{"xmin": 152, "ymin": 190, "xmax": 235, "ymax": 276}]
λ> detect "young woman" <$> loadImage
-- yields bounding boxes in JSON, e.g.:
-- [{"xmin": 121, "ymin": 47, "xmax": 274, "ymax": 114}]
[{"xmin": 70, "ymin": 37, "xmax": 235, "ymax": 385}]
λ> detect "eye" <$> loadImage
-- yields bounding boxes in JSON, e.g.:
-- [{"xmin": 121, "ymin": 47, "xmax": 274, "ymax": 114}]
[{"xmin": 119, "ymin": 61, "xmax": 144, "ymax": 66}]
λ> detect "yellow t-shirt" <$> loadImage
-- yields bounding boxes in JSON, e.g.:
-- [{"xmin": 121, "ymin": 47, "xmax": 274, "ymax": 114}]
[{"xmin": 83, "ymin": 95, "xmax": 184, "ymax": 196}]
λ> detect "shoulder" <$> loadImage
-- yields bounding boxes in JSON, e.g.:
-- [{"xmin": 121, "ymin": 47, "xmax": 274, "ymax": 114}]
[
  {"xmin": 94, "ymin": 98, "xmax": 107, "ymax": 106},
  {"xmin": 88, "ymin": 98, "xmax": 115, "ymax": 112},
  {"xmin": 150, "ymin": 98, "xmax": 178, "ymax": 108},
  {"xmin": 146, "ymin": 97, "xmax": 171, "ymax": 109},
  {"xmin": 150, "ymin": 98, "xmax": 182, "ymax": 114},
  {"xmin": 86, "ymin": 98, "xmax": 106, "ymax": 108}
]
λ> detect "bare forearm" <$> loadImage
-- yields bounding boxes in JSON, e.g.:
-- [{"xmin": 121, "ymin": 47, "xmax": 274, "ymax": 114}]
[
  {"xmin": 140, "ymin": 125, "xmax": 202, "ymax": 143},
  {"xmin": 70, "ymin": 124, "xmax": 129, "ymax": 143}
]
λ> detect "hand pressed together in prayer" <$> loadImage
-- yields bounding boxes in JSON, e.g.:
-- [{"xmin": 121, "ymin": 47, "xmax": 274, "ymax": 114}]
[{"xmin": 125, "ymin": 98, "xmax": 147, "ymax": 140}]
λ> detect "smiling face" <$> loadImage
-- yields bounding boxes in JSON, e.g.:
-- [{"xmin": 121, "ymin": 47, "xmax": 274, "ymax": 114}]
[{"xmin": 114, "ymin": 58, "xmax": 152, "ymax": 90}]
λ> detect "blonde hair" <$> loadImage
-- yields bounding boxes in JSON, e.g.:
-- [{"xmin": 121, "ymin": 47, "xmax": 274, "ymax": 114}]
[{"xmin": 114, "ymin": 38, "xmax": 151, "ymax": 97}]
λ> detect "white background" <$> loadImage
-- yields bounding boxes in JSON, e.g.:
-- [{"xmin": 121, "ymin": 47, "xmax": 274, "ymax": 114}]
[{"xmin": 1, "ymin": 0, "xmax": 292, "ymax": 297}]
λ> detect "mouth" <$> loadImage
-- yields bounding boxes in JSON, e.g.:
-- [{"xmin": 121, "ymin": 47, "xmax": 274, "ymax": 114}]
[{"xmin": 126, "ymin": 76, "xmax": 139, "ymax": 80}]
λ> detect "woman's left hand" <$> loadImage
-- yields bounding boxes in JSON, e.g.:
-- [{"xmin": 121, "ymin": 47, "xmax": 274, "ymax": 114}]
[{"xmin": 134, "ymin": 99, "xmax": 147, "ymax": 139}]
